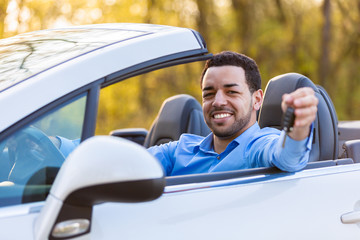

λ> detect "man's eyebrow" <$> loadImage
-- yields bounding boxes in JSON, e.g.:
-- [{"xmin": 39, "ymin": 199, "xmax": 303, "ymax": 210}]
[
  {"xmin": 202, "ymin": 83, "xmax": 239, "ymax": 91},
  {"xmin": 202, "ymin": 86, "xmax": 214, "ymax": 91},
  {"xmin": 224, "ymin": 83, "xmax": 239, "ymax": 88}
]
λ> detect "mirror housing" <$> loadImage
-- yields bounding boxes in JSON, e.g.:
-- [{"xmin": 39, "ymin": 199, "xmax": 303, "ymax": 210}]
[{"xmin": 35, "ymin": 136, "xmax": 165, "ymax": 240}]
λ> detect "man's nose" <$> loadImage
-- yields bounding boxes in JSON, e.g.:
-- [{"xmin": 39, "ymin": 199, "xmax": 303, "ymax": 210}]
[{"xmin": 212, "ymin": 91, "xmax": 227, "ymax": 107}]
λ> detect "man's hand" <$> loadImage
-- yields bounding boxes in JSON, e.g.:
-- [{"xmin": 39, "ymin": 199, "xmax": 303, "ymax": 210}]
[{"xmin": 281, "ymin": 87, "xmax": 318, "ymax": 141}]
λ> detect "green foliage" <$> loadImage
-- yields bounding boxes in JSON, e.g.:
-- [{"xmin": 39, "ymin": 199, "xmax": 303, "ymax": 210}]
[{"xmin": 1, "ymin": 0, "xmax": 360, "ymax": 135}]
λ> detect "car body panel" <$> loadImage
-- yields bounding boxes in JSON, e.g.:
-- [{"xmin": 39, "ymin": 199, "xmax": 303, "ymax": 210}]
[
  {"xmin": 87, "ymin": 164, "xmax": 360, "ymax": 240},
  {"xmin": 339, "ymin": 121, "xmax": 360, "ymax": 157},
  {"xmin": 0, "ymin": 203, "xmax": 41, "ymax": 239}
]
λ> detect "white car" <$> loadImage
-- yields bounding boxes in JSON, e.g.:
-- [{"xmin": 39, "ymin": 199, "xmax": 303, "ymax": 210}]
[{"xmin": 0, "ymin": 23, "xmax": 360, "ymax": 240}]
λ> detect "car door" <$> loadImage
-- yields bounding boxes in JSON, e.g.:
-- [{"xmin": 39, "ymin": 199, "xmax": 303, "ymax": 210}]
[{"xmin": 87, "ymin": 162, "xmax": 360, "ymax": 240}]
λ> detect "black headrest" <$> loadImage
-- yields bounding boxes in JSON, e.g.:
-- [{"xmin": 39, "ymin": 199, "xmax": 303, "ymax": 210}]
[
  {"xmin": 258, "ymin": 73, "xmax": 338, "ymax": 161},
  {"xmin": 144, "ymin": 94, "xmax": 210, "ymax": 147}
]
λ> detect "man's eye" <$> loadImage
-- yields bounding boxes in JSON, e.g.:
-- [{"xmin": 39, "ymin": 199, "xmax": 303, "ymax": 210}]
[
  {"xmin": 228, "ymin": 91, "xmax": 238, "ymax": 94},
  {"xmin": 203, "ymin": 93, "xmax": 214, "ymax": 98}
]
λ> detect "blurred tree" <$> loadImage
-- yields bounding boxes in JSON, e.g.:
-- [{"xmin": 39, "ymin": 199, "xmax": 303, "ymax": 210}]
[
  {"xmin": 0, "ymin": 0, "xmax": 360, "ymax": 133},
  {"xmin": 318, "ymin": 0, "xmax": 332, "ymax": 93},
  {"xmin": 195, "ymin": 0, "xmax": 213, "ymax": 51},
  {"xmin": 333, "ymin": 0, "xmax": 360, "ymax": 119},
  {"xmin": 0, "ymin": 0, "xmax": 9, "ymax": 38},
  {"xmin": 231, "ymin": 0, "xmax": 253, "ymax": 55},
  {"xmin": 275, "ymin": 0, "xmax": 286, "ymax": 24}
]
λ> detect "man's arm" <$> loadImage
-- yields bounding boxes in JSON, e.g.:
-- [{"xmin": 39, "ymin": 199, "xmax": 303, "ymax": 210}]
[
  {"xmin": 270, "ymin": 125, "xmax": 314, "ymax": 171},
  {"xmin": 268, "ymin": 87, "xmax": 318, "ymax": 172},
  {"xmin": 249, "ymin": 124, "xmax": 313, "ymax": 172},
  {"xmin": 147, "ymin": 141, "xmax": 178, "ymax": 175}
]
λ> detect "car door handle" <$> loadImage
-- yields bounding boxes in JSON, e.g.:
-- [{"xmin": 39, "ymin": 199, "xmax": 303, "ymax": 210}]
[{"xmin": 341, "ymin": 211, "xmax": 360, "ymax": 224}]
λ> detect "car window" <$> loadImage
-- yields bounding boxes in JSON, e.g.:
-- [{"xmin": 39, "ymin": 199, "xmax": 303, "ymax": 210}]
[
  {"xmin": 0, "ymin": 94, "xmax": 86, "ymax": 207},
  {"xmin": 96, "ymin": 64, "xmax": 202, "ymax": 135}
]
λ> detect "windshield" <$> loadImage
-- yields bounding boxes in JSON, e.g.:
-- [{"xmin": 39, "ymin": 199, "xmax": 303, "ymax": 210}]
[{"xmin": 0, "ymin": 28, "xmax": 150, "ymax": 92}]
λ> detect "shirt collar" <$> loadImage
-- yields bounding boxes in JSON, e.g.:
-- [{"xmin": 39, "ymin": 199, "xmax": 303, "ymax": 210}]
[
  {"xmin": 194, "ymin": 122, "xmax": 260, "ymax": 153},
  {"xmin": 193, "ymin": 132, "xmax": 214, "ymax": 154}
]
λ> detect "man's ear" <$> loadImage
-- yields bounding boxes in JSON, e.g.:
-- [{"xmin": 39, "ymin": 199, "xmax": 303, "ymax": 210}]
[{"xmin": 252, "ymin": 89, "xmax": 263, "ymax": 111}]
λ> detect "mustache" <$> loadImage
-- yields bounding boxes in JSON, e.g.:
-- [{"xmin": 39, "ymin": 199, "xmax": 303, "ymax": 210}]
[{"xmin": 209, "ymin": 107, "xmax": 234, "ymax": 116}]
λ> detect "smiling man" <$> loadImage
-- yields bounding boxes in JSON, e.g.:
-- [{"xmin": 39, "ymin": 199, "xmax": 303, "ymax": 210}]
[{"xmin": 148, "ymin": 51, "xmax": 318, "ymax": 176}]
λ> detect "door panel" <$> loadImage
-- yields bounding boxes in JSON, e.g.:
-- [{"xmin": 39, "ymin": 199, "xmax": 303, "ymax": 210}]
[{"xmin": 90, "ymin": 164, "xmax": 360, "ymax": 239}]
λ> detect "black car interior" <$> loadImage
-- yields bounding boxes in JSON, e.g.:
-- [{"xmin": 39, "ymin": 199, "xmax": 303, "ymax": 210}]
[
  {"xmin": 111, "ymin": 94, "xmax": 211, "ymax": 146},
  {"xmin": 143, "ymin": 94, "xmax": 211, "ymax": 147}
]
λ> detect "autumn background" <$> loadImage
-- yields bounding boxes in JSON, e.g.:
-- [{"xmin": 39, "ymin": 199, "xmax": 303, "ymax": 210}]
[{"xmin": 0, "ymin": 0, "xmax": 359, "ymax": 134}]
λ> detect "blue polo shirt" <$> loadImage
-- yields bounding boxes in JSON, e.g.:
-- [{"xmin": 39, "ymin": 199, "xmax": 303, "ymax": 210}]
[{"xmin": 148, "ymin": 122, "xmax": 312, "ymax": 176}]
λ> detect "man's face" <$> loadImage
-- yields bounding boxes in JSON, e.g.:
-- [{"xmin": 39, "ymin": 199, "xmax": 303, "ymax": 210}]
[{"xmin": 202, "ymin": 65, "xmax": 259, "ymax": 140}]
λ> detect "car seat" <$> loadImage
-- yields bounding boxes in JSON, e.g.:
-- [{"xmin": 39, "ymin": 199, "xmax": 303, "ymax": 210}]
[
  {"xmin": 258, "ymin": 73, "xmax": 338, "ymax": 162},
  {"xmin": 144, "ymin": 94, "xmax": 211, "ymax": 147}
]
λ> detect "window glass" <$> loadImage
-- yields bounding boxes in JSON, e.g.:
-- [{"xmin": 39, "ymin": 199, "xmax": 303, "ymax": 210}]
[
  {"xmin": 0, "ymin": 94, "xmax": 86, "ymax": 207},
  {"xmin": 96, "ymin": 63, "xmax": 202, "ymax": 135}
]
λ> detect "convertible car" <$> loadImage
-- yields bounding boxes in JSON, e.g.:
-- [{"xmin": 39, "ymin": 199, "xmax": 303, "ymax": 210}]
[{"xmin": 0, "ymin": 23, "xmax": 360, "ymax": 240}]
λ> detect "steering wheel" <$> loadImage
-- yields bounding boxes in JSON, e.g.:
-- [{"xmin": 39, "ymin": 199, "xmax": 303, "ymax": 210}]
[
  {"xmin": 0, "ymin": 140, "xmax": 5, "ymax": 156},
  {"xmin": 0, "ymin": 140, "xmax": 9, "ymax": 182},
  {"xmin": 7, "ymin": 126, "xmax": 65, "ymax": 184}
]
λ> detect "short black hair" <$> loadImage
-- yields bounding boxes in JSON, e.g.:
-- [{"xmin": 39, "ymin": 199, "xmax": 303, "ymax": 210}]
[{"xmin": 200, "ymin": 51, "xmax": 261, "ymax": 93}]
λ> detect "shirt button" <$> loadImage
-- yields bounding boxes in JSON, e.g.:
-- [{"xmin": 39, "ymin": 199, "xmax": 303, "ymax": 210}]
[{"xmin": 216, "ymin": 156, "xmax": 220, "ymax": 160}]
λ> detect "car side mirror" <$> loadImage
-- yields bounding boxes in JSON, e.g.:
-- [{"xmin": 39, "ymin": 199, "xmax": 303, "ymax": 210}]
[{"xmin": 34, "ymin": 136, "xmax": 165, "ymax": 240}]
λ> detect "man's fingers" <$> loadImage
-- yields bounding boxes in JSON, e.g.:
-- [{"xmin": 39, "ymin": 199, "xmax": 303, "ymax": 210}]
[
  {"xmin": 294, "ymin": 106, "xmax": 317, "ymax": 127},
  {"xmin": 284, "ymin": 87, "xmax": 319, "ymax": 140},
  {"xmin": 281, "ymin": 93, "xmax": 293, "ymax": 112},
  {"xmin": 294, "ymin": 105, "xmax": 318, "ymax": 118},
  {"xmin": 293, "ymin": 94, "xmax": 319, "ymax": 108},
  {"xmin": 281, "ymin": 87, "xmax": 318, "ymax": 128},
  {"xmin": 282, "ymin": 93, "xmax": 292, "ymax": 103},
  {"xmin": 289, "ymin": 87, "xmax": 314, "ymax": 98},
  {"xmin": 281, "ymin": 87, "xmax": 318, "ymax": 112}
]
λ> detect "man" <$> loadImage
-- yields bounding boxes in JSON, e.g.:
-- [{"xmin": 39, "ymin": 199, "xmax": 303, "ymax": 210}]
[{"xmin": 150, "ymin": 51, "xmax": 318, "ymax": 176}]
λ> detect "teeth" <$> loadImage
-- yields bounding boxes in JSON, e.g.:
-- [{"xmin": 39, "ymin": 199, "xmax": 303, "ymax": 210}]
[{"xmin": 214, "ymin": 113, "xmax": 231, "ymax": 119}]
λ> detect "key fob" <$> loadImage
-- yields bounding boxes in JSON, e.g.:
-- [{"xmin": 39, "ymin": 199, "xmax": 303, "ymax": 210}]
[
  {"xmin": 282, "ymin": 107, "xmax": 295, "ymax": 133},
  {"xmin": 281, "ymin": 107, "xmax": 295, "ymax": 148}
]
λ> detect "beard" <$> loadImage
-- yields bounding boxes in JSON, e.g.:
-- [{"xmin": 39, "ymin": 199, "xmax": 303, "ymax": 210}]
[{"xmin": 206, "ymin": 100, "xmax": 253, "ymax": 139}]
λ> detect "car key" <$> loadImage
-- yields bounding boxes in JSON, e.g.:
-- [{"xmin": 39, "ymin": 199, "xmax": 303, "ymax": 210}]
[{"xmin": 281, "ymin": 107, "xmax": 295, "ymax": 148}]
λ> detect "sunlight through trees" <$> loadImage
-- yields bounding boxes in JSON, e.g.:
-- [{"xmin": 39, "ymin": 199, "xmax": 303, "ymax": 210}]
[{"xmin": 1, "ymin": 0, "xmax": 359, "ymax": 132}]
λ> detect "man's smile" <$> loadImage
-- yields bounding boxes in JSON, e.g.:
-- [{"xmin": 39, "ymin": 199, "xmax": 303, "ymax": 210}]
[{"xmin": 213, "ymin": 113, "xmax": 232, "ymax": 119}]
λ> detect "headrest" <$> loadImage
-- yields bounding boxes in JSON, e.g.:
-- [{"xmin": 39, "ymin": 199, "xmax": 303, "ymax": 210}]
[
  {"xmin": 258, "ymin": 73, "xmax": 338, "ymax": 161},
  {"xmin": 144, "ymin": 94, "xmax": 210, "ymax": 147},
  {"xmin": 258, "ymin": 73, "xmax": 318, "ymax": 128}
]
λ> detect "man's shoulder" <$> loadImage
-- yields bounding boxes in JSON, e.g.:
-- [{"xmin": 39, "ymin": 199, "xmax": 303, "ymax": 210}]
[
  {"xmin": 148, "ymin": 133, "xmax": 205, "ymax": 151},
  {"xmin": 250, "ymin": 126, "xmax": 281, "ymax": 141},
  {"xmin": 241, "ymin": 123, "xmax": 281, "ymax": 140},
  {"xmin": 176, "ymin": 133, "xmax": 207, "ymax": 153},
  {"xmin": 178, "ymin": 133, "xmax": 206, "ymax": 143},
  {"xmin": 258, "ymin": 126, "xmax": 281, "ymax": 134}
]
